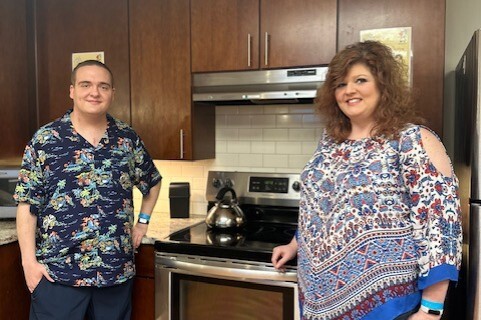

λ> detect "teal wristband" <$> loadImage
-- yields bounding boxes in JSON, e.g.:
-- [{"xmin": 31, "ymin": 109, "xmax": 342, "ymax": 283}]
[
  {"xmin": 139, "ymin": 213, "xmax": 151, "ymax": 220},
  {"xmin": 421, "ymin": 299, "xmax": 444, "ymax": 310}
]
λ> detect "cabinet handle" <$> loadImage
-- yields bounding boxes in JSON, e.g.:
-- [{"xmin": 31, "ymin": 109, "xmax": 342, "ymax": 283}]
[
  {"xmin": 247, "ymin": 33, "xmax": 252, "ymax": 67},
  {"xmin": 180, "ymin": 129, "xmax": 184, "ymax": 159},
  {"xmin": 264, "ymin": 32, "xmax": 269, "ymax": 66}
]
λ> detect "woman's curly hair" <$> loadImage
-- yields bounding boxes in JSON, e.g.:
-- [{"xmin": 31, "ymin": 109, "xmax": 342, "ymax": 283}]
[{"xmin": 316, "ymin": 41, "xmax": 424, "ymax": 142}]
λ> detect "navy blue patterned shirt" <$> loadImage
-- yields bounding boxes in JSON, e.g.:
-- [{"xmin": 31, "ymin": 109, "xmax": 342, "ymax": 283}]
[{"xmin": 14, "ymin": 110, "xmax": 161, "ymax": 287}]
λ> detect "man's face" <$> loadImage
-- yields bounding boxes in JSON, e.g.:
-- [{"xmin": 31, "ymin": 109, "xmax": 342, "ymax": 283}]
[{"xmin": 69, "ymin": 65, "xmax": 114, "ymax": 117}]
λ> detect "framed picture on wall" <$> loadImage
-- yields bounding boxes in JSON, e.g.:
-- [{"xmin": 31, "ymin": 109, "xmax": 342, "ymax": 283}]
[
  {"xmin": 360, "ymin": 27, "xmax": 412, "ymax": 84},
  {"xmin": 72, "ymin": 51, "xmax": 105, "ymax": 70}
]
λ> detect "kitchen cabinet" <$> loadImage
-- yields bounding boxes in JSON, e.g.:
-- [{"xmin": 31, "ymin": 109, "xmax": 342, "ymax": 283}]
[
  {"xmin": 0, "ymin": 242, "xmax": 30, "ymax": 319},
  {"xmin": 130, "ymin": 0, "xmax": 215, "ymax": 160},
  {"xmin": 191, "ymin": 0, "xmax": 337, "ymax": 72},
  {"xmin": 338, "ymin": 0, "xmax": 445, "ymax": 136},
  {"xmin": 34, "ymin": 0, "xmax": 131, "ymax": 126},
  {"xmin": 132, "ymin": 244, "xmax": 155, "ymax": 320},
  {"xmin": 0, "ymin": 0, "xmax": 34, "ymax": 159}
]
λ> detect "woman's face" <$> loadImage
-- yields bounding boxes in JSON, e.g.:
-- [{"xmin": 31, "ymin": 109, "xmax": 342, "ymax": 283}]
[{"xmin": 334, "ymin": 63, "xmax": 381, "ymax": 125}]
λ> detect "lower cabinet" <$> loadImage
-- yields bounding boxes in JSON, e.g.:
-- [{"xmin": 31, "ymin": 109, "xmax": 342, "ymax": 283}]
[
  {"xmin": 132, "ymin": 244, "xmax": 155, "ymax": 320},
  {"xmin": 0, "ymin": 242, "xmax": 30, "ymax": 320}
]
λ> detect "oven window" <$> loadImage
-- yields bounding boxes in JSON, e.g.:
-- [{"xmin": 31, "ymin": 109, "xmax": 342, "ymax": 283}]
[{"xmin": 171, "ymin": 274, "xmax": 294, "ymax": 320}]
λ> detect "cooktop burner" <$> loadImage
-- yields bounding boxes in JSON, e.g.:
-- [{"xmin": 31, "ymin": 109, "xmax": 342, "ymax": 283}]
[{"xmin": 154, "ymin": 221, "xmax": 297, "ymax": 265}]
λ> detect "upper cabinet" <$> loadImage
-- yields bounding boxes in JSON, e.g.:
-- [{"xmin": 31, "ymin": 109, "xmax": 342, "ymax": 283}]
[
  {"xmin": 130, "ymin": 0, "xmax": 215, "ymax": 160},
  {"xmin": 191, "ymin": 0, "xmax": 337, "ymax": 72},
  {"xmin": 35, "ymin": 0, "xmax": 131, "ymax": 126},
  {"xmin": 0, "ymin": 0, "xmax": 32, "ymax": 159}
]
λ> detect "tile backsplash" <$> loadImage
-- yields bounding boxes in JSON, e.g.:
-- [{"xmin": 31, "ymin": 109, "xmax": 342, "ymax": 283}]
[{"xmin": 134, "ymin": 104, "xmax": 324, "ymax": 216}]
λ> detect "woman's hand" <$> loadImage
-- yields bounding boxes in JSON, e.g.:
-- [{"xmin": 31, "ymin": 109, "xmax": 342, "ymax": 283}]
[
  {"xmin": 271, "ymin": 237, "xmax": 298, "ymax": 271},
  {"xmin": 407, "ymin": 310, "xmax": 442, "ymax": 320}
]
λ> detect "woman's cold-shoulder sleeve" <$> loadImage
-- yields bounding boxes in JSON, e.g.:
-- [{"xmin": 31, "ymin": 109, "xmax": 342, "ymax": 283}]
[{"xmin": 399, "ymin": 126, "xmax": 462, "ymax": 288}]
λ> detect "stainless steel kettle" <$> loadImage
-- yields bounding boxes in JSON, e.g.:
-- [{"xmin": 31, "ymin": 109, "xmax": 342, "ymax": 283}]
[{"xmin": 205, "ymin": 187, "xmax": 246, "ymax": 229}]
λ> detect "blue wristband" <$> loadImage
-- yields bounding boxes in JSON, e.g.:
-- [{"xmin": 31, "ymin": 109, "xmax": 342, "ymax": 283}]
[
  {"xmin": 421, "ymin": 299, "xmax": 444, "ymax": 310},
  {"xmin": 139, "ymin": 213, "xmax": 151, "ymax": 221}
]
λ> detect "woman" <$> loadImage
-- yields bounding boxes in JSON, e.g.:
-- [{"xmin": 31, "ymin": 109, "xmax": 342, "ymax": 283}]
[{"xmin": 271, "ymin": 41, "xmax": 462, "ymax": 320}]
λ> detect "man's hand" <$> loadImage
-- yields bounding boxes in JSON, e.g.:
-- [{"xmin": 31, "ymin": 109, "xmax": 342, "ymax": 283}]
[
  {"xmin": 132, "ymin": 222, "xmax": 148, "ymax": 249},
  {"xmin": 22, "ymin": 261, "xmax": 54, "ymax": 293}
]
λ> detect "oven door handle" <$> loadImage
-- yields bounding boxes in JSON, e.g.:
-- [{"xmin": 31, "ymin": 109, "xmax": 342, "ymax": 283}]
[{"xmin": 160, "ymin": 259, "xmax": 297, "ymax": 282}]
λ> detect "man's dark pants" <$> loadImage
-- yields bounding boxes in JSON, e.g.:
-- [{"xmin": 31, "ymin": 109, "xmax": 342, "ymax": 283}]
[{"xmin": 29, "ymin": 277, "xmax": 134, "ymax": 320}]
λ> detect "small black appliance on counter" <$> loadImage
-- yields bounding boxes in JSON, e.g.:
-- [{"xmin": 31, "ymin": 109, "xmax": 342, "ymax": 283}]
[{"xmin": 168, "ymin": 182, "xmax": 190, "ymax": 218}]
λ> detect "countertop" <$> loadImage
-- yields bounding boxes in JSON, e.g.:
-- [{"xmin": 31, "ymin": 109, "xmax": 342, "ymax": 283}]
[
  {"xmin": 0, "ymin": 220, "xmax": 17, "ymax": 245},
  {"xmin": 0, "ymin": 212, "xmax": 205, "ymax": 246}
]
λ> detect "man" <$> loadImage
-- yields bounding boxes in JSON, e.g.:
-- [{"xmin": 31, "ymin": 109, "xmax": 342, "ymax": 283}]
[{"xmin": 14, "ymin": 60, "xmax": 161, "ymax": 320}]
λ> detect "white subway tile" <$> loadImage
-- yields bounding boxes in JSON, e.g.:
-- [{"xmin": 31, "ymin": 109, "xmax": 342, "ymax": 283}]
[
  {"xmin": 192, "ymin": 202, "xmax": 208, "ymax": 215},
  {"xmin": 275, "ymin": 167, "xmax": 301, "ymax": 174},
  {"xmin": 265, "ymin": 105, "xmax": 290, "ymax": 114},
  {"xmin": 190, "ymin": 189, "xmax": 206, "ymax": 202},
  {"xmin": 302, "ymin": 141, "xmax": 318, "ymax": 155},
  {"xmin": 238, "ymin": 154, "xmax": 263, "ymax": 167},
  {"xmin": 181, "ymin": 166, "xmax": 205, "ymax": 178},
  {"xmin": 288, "ymin": 154, "xmax": 312, "ymax": 169},
  {"xmin": 214, "ymin": 154, "xmax": 239, "ymax": 167},
  {"xmin": 216, "ymin": 140, "xmax": 227, "ymax": 153},
  {"xmin": 226, "ymin": 115, "xmax": 251, "ymax": 127},
  {"xmin": 276, "ymin": 114, "xmax": 303, "ymax": 128},
  {"xmin": 216, "ymin": 114, "xmax": 227, "ymax": 127},
  {"xmin": 251, "ymin": 141, "xmax": 276, "ymax": 153},
  {"xmin": 288, "ymin": 128, "xmax": 317, "ymax": 141},
  {"xmin": 288, "ymin": 104, "xmax": 316, "ymax": 114},
  {"xmin": 263, "ymin": 154, "xmax": 289, "ymax": 168},
  {"xmin": 263, "ymin": 128, "xmax": 289, "ymax": 141},
  {"xmin": 192, "ymin": 177, "xmax": 206, "ymax": 190},
  {"xmin": 216, "ymin": 128, "xmax": 239, "ymax": 140},
  {"xmin": 238, "ymin": 105, "xmax": 264, "ymax": 114},
  {"xmin": 302, "ymin": 113, "xmax": 324, "ymax": 127},
  {"xmin": 251, "ymin": 115, "xmax": 276, "ymax": 128},
  {"xmin": 227, "ymin": 140, "xmax": 251, "ymax": 153},
  {"xmin": 276, "ymin": 142, "xmax": 302, "ymax": 154},
  {"xmin": 238, "ymin": 128, "xmax": 263, "ymax": 140}
]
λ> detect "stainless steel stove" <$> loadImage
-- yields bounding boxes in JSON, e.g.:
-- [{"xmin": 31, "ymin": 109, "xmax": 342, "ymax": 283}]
[{"xmin": 154, "ymin": 171, "xmax": 301, "ymax": 320}]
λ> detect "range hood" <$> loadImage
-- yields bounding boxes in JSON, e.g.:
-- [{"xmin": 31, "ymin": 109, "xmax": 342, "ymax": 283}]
[{"xmin": 192, "ymin": 66, "xmax": 328, "ymax": 104}]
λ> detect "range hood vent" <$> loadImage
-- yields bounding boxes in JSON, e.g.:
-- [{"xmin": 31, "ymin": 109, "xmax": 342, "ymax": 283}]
[{"xmin": 192, "ymin": 66, "xmax": 328, "ymax": 105}]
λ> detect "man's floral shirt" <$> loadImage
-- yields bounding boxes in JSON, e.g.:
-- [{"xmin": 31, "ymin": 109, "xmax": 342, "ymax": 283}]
[{"xmin": 14, "ymin": 110, "xmax": 161, "ymax": 287}]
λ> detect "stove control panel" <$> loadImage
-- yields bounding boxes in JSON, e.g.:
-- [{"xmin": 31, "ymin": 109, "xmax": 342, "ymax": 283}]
[
  {"xmin": 206, "ymin": 171, "xmax": 300, "ymax": 207},
  {"xmin": 249, "ymin": 176, "xmax": 289, "ymax": 193}
]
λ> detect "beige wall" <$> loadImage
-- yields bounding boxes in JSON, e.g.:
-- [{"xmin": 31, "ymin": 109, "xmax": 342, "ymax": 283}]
[{"xmin": 444, "ymin": 0, "xmax": 481, "ymax": 155}]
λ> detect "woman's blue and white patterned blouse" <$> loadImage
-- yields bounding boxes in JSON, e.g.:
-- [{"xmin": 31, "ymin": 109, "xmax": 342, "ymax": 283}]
[{"xmin": 297, "ymin": 125, "xmax": 462, "ymax": 319}]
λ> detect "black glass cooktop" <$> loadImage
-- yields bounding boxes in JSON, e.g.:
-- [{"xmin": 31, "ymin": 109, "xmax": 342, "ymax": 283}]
[{"xmin": 154, "ymin": 221, "xmax": 297, "ymax": 265}]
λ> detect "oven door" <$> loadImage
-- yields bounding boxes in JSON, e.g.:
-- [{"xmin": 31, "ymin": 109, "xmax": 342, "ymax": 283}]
[{"xmin": 155, "ymin": 253, "xmax": 299, "ymax": 320}]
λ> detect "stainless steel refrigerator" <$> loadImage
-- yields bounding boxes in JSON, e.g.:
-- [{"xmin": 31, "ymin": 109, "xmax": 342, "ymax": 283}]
[{"xmin": 454, "ymin": 28, "xmax": 481, "ymax": 320}]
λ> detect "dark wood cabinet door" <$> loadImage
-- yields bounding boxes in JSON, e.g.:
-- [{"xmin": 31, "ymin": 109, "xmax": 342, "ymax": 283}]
[
  {"xmin": 132, "ymin": 244, "xmax": 154, "ymax": 320},
  {"xmin": 0, "ymin": 242, "xmax": 30, "ymax": 319},
  {"xmin": 260, "ymin": 0, "xmax": 337, "ymax": 69},
  {"xmin": 132, "ymin": 276, "xmax": 155, "ymax": 320},
  {"xmin": 130, "ymin": 0, "xmax": 215, "ymax": 160},
  {"xmin": 35, "ymin": 0, "xmax": 130, "ymax": 126},
  {"xmin": 191, "ymin": 0, "xmax": 260, "ymax": 72},
  {"xmin": 130, "ymin": 0, "xmax": 191, "ymax": 160},
  {"xmin": 338, "ymin": 0, "xmax": 445, "ymax": 136},
  {"xmin": 0, "ymin": 0, "xmax": 32, "ymax": 158}
]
